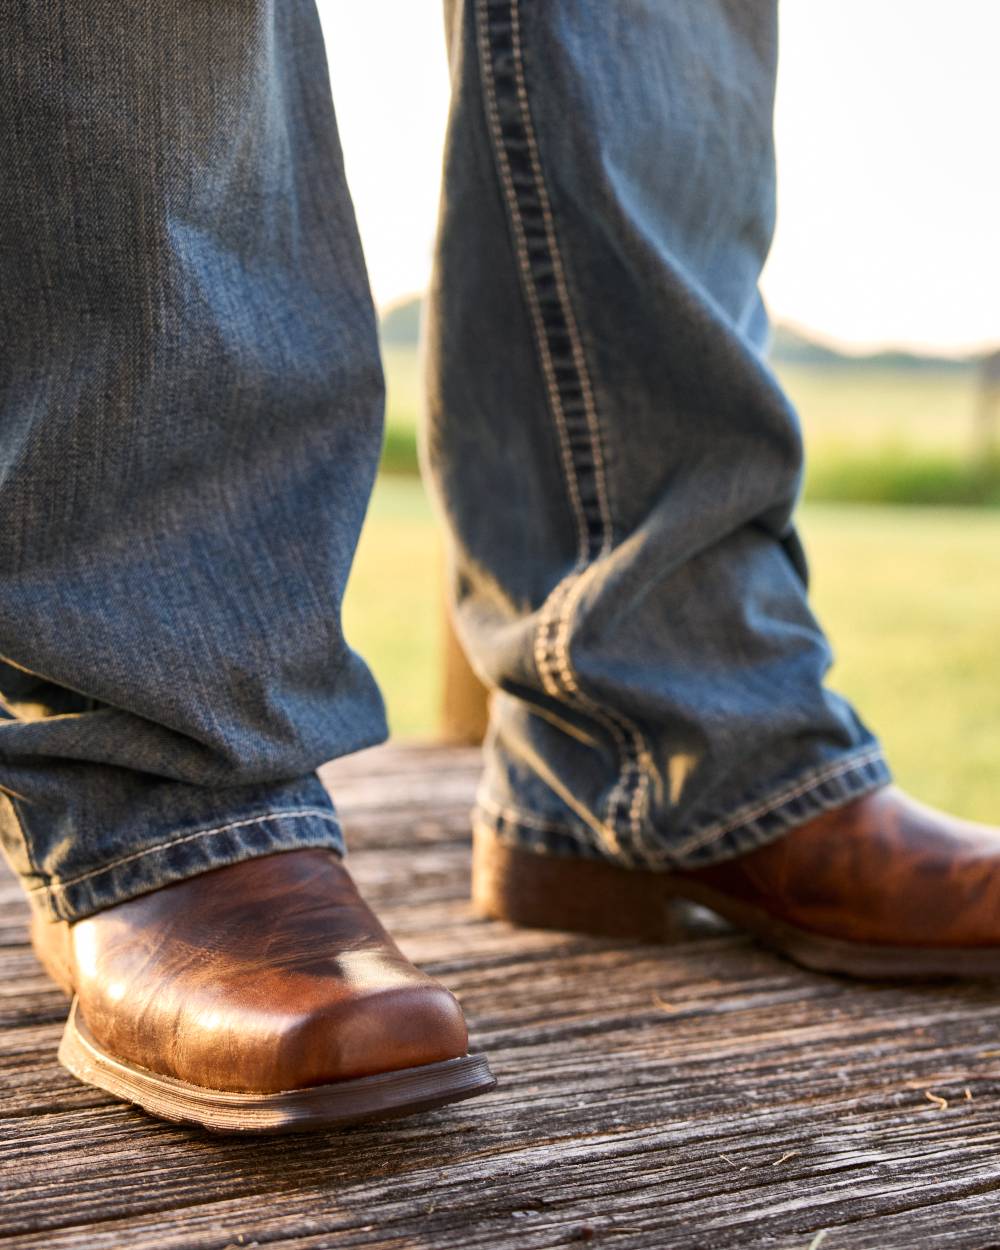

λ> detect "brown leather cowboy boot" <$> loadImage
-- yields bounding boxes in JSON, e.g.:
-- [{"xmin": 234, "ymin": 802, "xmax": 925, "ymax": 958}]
[
  {"xmin": 32, "ymin": 849, "xmax": 494, "ymax": 1132},
  {"xmin": 473, "ymin": 786, "xmax": 1000, "ymax": 978}
]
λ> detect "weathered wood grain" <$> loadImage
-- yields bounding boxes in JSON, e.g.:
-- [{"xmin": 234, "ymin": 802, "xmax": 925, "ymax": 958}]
[{"xmin": 2, "ymin": 743, "xmax": 1000, "ymax": 1249}]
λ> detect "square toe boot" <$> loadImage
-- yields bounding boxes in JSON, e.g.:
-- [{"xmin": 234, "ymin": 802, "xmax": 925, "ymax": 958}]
[
  {"xmin": 473, "ymin": 786, "xmax": 1000, "ymax": 979},
  {"xmin": 31, "ymin": 849, "xmax": 495, "ymax": 1133}
]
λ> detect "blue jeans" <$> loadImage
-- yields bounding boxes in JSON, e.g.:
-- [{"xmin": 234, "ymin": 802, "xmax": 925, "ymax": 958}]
[{"xmin": 0, "ymin": 0, "xmax": 890, "ymax": 923}]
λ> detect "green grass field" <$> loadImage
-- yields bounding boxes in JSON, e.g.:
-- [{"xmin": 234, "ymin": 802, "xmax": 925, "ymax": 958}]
[
  {"xmin": 779, "ymin": 363, "xmax": 981, "ymax": 453},
  {"xmin": 345, "ymin": 475, "xmax": 1000, "ymax": 823},
  {"xmin": 385, "ymin": 348, "xmax": 984, "ymax": 449},
  {"xmin": 382, "ymin": 346, "xmax": 1000, "ymax": 504}
]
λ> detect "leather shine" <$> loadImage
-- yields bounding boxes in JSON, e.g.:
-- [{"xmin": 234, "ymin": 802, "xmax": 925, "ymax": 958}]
[
  {"xmin": 32, "ymin": 850, "xmax": 469, "ymax": 1093},
  {"xmin": 677, "ymin": 786, "xmax": 1000, "ymax": 947}
]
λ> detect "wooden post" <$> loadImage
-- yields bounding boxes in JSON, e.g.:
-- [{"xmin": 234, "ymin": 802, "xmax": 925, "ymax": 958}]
[{"xmin": 440, "ymin": 595, "xmax": 490, "ymax": 745}]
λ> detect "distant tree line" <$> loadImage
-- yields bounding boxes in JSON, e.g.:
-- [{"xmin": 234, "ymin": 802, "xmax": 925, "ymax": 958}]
[{"xmin": 381, "ymin": 295, "xmax": 991, "ymax": 376}]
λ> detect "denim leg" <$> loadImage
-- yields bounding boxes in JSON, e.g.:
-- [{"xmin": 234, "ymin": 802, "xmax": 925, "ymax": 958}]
[
  {"xmin": 425, "ymin": 0, "xmax": 891, "ymax": 868},
  {"xmin": 0, "ymin": 1, "xmax": 387, "ymax": 921}
]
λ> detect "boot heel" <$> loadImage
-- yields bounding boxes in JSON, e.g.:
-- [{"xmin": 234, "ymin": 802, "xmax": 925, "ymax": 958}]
[{"xmin": 471, "ymin": 823, "xmax": 688, "ymax": 941}]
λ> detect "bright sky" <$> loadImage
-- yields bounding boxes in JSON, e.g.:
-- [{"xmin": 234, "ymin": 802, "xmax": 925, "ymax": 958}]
[{"xmin": 319, "ymin": 0, "xmax": 999, "ymax": 357}]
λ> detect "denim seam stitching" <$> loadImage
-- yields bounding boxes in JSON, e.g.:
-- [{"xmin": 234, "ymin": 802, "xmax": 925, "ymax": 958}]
[
  {"xmin": 671, "ymin": 747, "xmax": 886, "ymax": 860},
  {"xmin": 29, "ymin": 807, "xmax": 341, "ymax": 895},
  {"xmin": 544, "ymin": 563, "xmax": 653, "ymax": 848},
  {"xmin": 478, "ymin": 748, "xmax": 887, "ymax": 865},
  {"xmin": 475, "ymin": 794, "xmax": 579, "ymax": 835},
  {"xmin": 475, "ymin": 15, "xmax": 589, "ymax": 560},
  {"xmin": 476, "ymin": 0, "xmax": 653, "ymax": 859}
]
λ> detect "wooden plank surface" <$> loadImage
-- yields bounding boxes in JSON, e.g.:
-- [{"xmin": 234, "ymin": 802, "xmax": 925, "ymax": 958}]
[{"xmin": 3, "ymin": 742, "xmax": 1000, "ymax": 1249}]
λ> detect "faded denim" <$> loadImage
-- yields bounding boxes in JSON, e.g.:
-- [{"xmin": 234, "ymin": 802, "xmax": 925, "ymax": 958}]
[
  {"xmin": 423, "ymin": 0, "xmax": 890, "ymax": 868},
  {"xmin": 0, "ymin": 0, "xmax": 890, "ymax": 923},
  {"xmin": 0, "ymin": 2, "xmax": 384, "ymax": 920}
]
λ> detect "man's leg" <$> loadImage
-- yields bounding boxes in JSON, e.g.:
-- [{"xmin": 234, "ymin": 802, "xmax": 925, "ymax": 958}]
[
  {"xmin": 0, "ymin": 1, "xmax": 384, "ymax": 919},
  {"xmin": 427, "ymin": 0, "xmax": 888, "ymax": 867},
  {"xmin": 2, "ymin": 1, "xmax": 493, "ymax": 1128},
  {"xmin": 426, "ymin": 0, "xmax": 1000, "ymax": 976}
]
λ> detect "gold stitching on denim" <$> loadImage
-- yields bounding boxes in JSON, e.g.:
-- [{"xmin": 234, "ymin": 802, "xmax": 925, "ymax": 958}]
[
  {"xmin": 505, "ymin": 25, "xmax": 613, "ymax": 549},
  {"xmin": 475, "ymin": 18, "xmax": 588, "ymax": 567},
  {"xmin": 31, "ymin": 808, "xmax": 341, "ymax": 895},
  {"xmin": 671, "ymin": 748, "xmax": 886, "ymax": 860},
  {"xmin": 476, "ymin": 0, "xmax": 654, "ymax": 859},
  {"xmin": 547, "ymin": 561, "xmax": 652, "ymax": 847}
]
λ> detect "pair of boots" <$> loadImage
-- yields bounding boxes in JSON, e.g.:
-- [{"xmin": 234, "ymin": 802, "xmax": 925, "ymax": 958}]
[{"xmin": 31, "ymin": 784, "xmax": 1000, "ymax": 1133}]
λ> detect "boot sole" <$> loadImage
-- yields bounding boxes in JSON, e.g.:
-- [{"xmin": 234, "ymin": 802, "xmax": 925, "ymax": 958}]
[
  {"xmin": 58, "ymin": 998, "xmax": 495, "ymax": 1134},
  {"xmin": 472, "ymin": 824, "xmax": 1000, "ymax": 980}
]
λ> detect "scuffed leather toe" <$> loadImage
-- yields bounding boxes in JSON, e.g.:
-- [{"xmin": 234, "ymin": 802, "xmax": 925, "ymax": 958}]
[
  {"xmin": 275, "ymin": 981, "xmax": 470, "ymax": 1089},
  {"xmin": 37, "ymin": 849, "xmax": 473, "ymax": 1093}
]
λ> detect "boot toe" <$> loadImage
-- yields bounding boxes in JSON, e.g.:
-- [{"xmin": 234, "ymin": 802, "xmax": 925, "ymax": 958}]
[{"xmin": 281, "ymin": 982, "xmax": 471, "ymax": 1088}]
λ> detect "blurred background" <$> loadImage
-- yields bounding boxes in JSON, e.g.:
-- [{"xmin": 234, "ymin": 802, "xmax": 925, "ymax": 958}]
[{"xmin": 316, "ymin": 0, "xmax": 1000, "ymax": 819}]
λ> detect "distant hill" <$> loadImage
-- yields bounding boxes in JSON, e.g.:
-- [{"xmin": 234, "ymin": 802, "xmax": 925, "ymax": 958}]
[
  {"xmin": 769, "ymin": 324, "xmax": 977, "ymax": 373},
  {"xmin": 380, "ymin": 295, "xmax": 983, "ymax": 372}
]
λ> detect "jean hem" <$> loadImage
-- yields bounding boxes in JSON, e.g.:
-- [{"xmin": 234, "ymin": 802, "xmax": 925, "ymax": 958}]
[
  {"xmin": 474, "ymin": 745, "xmax": 893, "ymax": 870},
  {"xmin": 26, "ymin": 808, "xmax": 345, "ymax": 923}
]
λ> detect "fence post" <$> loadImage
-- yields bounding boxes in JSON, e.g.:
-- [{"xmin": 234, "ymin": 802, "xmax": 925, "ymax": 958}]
[{"xmin": 440, "ymin": 596, "xmax": 490, "ymax": 745}]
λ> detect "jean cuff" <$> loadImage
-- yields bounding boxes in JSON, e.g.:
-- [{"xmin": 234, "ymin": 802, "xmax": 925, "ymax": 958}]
[
  {"xmin": 25, "ymin": 804, "xmax": 345, "ymax": 923},
  {"xmin": 474, "ymin": 744, "xmax": 893, "ymax": 869}
]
